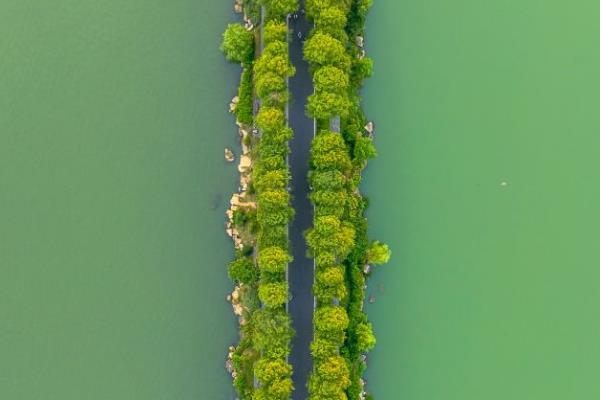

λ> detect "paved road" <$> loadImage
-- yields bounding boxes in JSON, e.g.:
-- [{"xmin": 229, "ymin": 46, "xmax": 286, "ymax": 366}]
[{"xmin": 287, "ymin": 3, "xmax": 313, "ymax": 399}]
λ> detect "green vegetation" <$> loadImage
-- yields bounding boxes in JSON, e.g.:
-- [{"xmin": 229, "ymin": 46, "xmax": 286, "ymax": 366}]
[
  {"xmin": 304, "ymin": 1, "xmax": 390, "ymax": 399},
  {"xmin": 221, "ymin": 2, "xmax": 297, "ymax": 399}
]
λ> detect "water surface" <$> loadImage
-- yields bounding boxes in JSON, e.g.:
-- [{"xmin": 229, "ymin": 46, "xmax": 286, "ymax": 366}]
[
  {"xmin": 363, "ymin": 0, "xmax": 600, "ymax": 398},
  {"xmin": 1, "ymin": 1, "xmax": 240, "ymax": 398}
]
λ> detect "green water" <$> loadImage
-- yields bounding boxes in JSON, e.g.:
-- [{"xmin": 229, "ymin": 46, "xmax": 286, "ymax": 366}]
[
  {"xmin": 363, "ymin": 0, "xmax": 600, "ymax": 399},
  {"xmin": 1, "ymin": 1, "xmax": 239, "ymax": 399},
  {"xmin": 3, "ymin": 1, "xmax": 600, "ymax": 399}
]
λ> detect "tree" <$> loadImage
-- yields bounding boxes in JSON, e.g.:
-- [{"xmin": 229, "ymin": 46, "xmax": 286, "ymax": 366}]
[
  {"xmin": 310, "ymin": 131, "xmax": 352, "ymax": 172},
  {"xmin": 254, "ymin": 358, "xmax": 292, "ymax": 384},
  {"xmin": 367, "ymin": 240, "xmax": 391, "ymax": 265},
  {"xmin": 257, "ymin": 189, "xmax": 293, "ymax": 226},
  {"xmin": 314, "ymin": 306, "xmax": 349, "ymax": 333},
  {"xmin": 310, "ymin": 337, "xmax": 338, "ymax": 360},
  {"xmin": 306, "ymin": 216, "xmax": 355, "ymax": 260},
  {"xmin": 258, "ymin": 246, "xmax": 292, "ymax": 274},
  {"xmin": 315, "ymin": 7, "xmax": 348, "ymax": 40},
  {"xmin": 264, "ymin": 21, "xmax": 288, "ymax": 44},
  {"xmin": 259, "ymin": 0, "xmax": 298, "ymax": 19},
  {"xmin": 304, "ymin": 32, "xmax": 350, "ymax": 71},
  {"xmin": 314, "ymin": 266, "xmax": 347, "ymax": 302},
  {"xmin": 307, "ymin": 91, "xmax": 351, "ymax": 120},
  {"xmin": 310, "ymin": 170, "xmax": 346, "ymax": 191},
  {"xmin": 310, "ymin": 189, "xmax": 347, "ymax": 217},
  {"xmin": 253, "ymin": 309, "xmax": 294, "ymax": 358},
  {"xmin": 256, "ymin": 107, "xmax": 285, "ymax": 133},
  {"xmin": 353, "ymin": 57, "xmax": 374, "ymax": 82},
  {"xmin": 255, "ymin": 169, "xmax": 289, "ymax": 192},
  {"xmin": 354, "ymin": 321, "xmax": 376, "ymax": 352},
  {"xmin": 353, "ymin": 135, "xmax": 377, "ymax": 166},
  {"xmin": 228, "ymin": 256, "xmax": 258, "ymax": 284},
  {"xmin": 221, "ymin": 23, "xmax": 254, "ymax": 64},
  {"xmin": 313, "ymin": 66, "xmax": 349, "ymax": 94},
  {"xmin": 256, "ymin": 72, "xmax": 287, "ymax": 99}
]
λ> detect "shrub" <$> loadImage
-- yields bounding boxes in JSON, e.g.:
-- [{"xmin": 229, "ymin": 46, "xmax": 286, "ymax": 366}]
[
  {"xmin": 258, "ymin": 246, "xmax": 292, "ymax": 274},
  {"xmin": 228, "ymin": 256, "xmax": 258, "ymax": 284}
]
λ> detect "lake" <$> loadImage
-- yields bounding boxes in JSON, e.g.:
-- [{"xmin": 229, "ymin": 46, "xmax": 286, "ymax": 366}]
[{"xmin": 363, "ymin": 0, "xmax": 600, "ymax": 399}]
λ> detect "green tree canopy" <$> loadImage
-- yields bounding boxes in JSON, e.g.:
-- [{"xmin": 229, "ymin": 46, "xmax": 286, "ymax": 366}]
[
  {"xmin": 259, "ymin": 282, "xmax": 289, "ymax": 308},
  {"xmin": 367, "ymin": 240, "xmax": 391, "ymax": 265},
  {"xmin": 310, "ymin": 337, "xmax": 338, "ymax": 360},
  {"xmin": 310, "ymin": 131, "xmax": 352, "ymax": 172},
  {"xmin": 310, "ymin": 170, "xmax": 346, "ymax": 191},
  {"xmin": 314, "ymin": 306, "xmax": 349, "ymax": 333},
  {"xmin": 264, "ymin": 21, "xmax": 289, "ymax": 44},
  {"xmin": 253, "ymin": 309, "xmax": 294, "ymax": 359},
  {"xmin": 255, "ymin": 169, "xmax": 290, "ymax": 192},
  {"xmin": 255, "ymin": 358, "xmax": 292, "ymax": 384},
  {"xmin": 314, "ymin": 7, "xmax": 348, "ymax": 40},
  {"xmin": 313, "ymin": 66, "xmax": 350, "ymax": 94},
  {"xmin": 220, "ymin": 23, "xmax": 254, "ymax": 64},
  {"xmin": 259, "ymin": 0, "xmax": 298, "ymax": 20},
  {"xmin": 353, "ymin": 134, "xmax": 377, "ymax": 166},
  {"xmin": 314, "ymin": 265, "xmax": 347, "ymax": 302},
  {"xmin": 304, "ymin": 32, "xmax": 350, "ymax": 71},
  {"xmin": 256, "ymin": 107, "xmax": 285, "ymax": 133},
  {"xmin": 228, "ymin": 256, "xmax": 258, "ymax": 284},
  {"xmin": 354, "ymin": 321, "xmax": 376, "ymax": 352},
  {"xmin": 258, "ymin": 246, "xmax": 292, "ymax": 274}
]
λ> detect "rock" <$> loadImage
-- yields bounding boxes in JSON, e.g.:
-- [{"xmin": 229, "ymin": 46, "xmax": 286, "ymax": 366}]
[
  {"xmin": 238, "ymin": 154, "xmax": 252, "ymax": 173},
  {"xmin": 225, "ymin": 359, "xmax": 233, "ymax": 373},
  {"xmin": 356, "ymin": 36, "xmax": 364, "ymax": 48},
  {"xmin": 363, "ymin": 264, "xmax": 371, "ymax": 274},
  {"xmin": 364, "ymin": 121, "xmax": 374, "ymax": 135},
  {"xmin": 234, "ymin": 3, "xmax": 242, "ymax": 13},
  {"xmin": 225, "ymin": 148, "xmax": 235, "ymax": 162},
  {"xmin": 369, "ymin": 294, "xmax": 376, "ymax": 303},
  {"xmin": 233, "ymin": 303, "xmax": 243, "ymax": 316},
  {"xmin": 229, "ymin": 97, "xmax": 239, "ymax": 113},
  {"xmin": 226, "ymin": 228, "xmax": 233, "ymax": 238}
]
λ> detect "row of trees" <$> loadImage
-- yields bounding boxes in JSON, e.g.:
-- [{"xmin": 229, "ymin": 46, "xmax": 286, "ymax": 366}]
[
  {"xmin": 304, "ymin": 1, "xmax": 389, "ymax": 400},
  {"xmin": 252, "ymin": 10, "xmax": 296, "ymax": 400},
  {"xmin": 222, "ymin": 3, "xmax": 297, "ymax": 399}
]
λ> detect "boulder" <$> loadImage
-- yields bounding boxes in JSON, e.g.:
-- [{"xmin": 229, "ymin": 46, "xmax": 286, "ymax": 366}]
[{"xmin": 225, "ymin": 148, "xmax": 235, "ymax": 162}]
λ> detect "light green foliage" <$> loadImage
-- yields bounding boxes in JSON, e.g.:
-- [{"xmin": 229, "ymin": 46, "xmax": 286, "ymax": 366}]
[
  {"xmin": 306, "ymin": 215, "xmax": 355, "ymax": 261},
  {"xmin": 315, "ymin": 7, "xmax": 348, "ymax": 40},
  {"xmin": 253, "ymin": 309, "xmax": 294, "ymax": 359},
  {"xmin": 310, "ymin": 131, "xmax": 352, "ymax": 172},
  {"xmin": 255, "ymin": 358, "xmax": 292, "ymax": 383},
  {"xmin": 313, "ymin": 66, "xmax": 350, "ymax": 94},
  {"xmin": 353, "ymin": 134, "xmax": 377, "ymax": 166},
  {"xmin": 308, "ymin": 355, "xmax": 351, "ymax": 398},
  {"xmin": 256, "ymin": 107, "xmax": 285, "ymax": 133},
  {"xmin": 258, "ymin": 246, "xmax": 292, "ymax": 274},
  {"xmin": 367, "ymin": 240, "xmax": 391, "ymax": 265},
  {"xmin": 354, "ymin": 321, "xmax": 376, "ymax": 352},
  {"xmin": 264, "ymin": 21, "xmax": 288, "ymax": 44},
  {"xmin": 314, "ymin": 265, "xmax": 347, "ymax": 302},
  {"xmin": 310, "ymin": 189, "xmax": 347, "ymax": 217},
  {"xmin": 307, "ymin": 91, "xmax": 351, "ymax": 120},
  {"xmin": 259, "ymin": 282, "xmax": 289, "ymax": 308},
  {"xmin": 255, "ymin": 169, "xmax": 289, "ymax": 192},
  {"xmin": 221, "ymin": 23, "xmax": 254, "ymax": 64},
  {"xmin": 315, "ymin": 306, "xmax": 350, "ymax": 333},
  {"xmin": 310, "ymin": 170, "xmax": 346, "ymax": 191},
  {"xmin": 257, "ymin": 189, "xmax": 293, "ymax": 226},
  {"xmin": 306, "ymin": 0, "xmax": 351, "ymax": 19},
  {"xmin": 228, "ymin": 256, "xmax": 258, "ymax": 284},
  {"xmin": 304, "ymin": 32, "xmax": 351, "ymax": 71},
  {"xmin": 259, "ymin": 0, "xmax": 298, "ymax": 19},
  {"xmin": 256, "ymin": 72, "xmax": 287, "ymax": 99},
  {"xmin": 353, "ymin": 57, "xmax": 374, "ymax": 81},
  {"xmin": 310, "ymin": 337, "xmax": 338, "ymax": 360}
]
